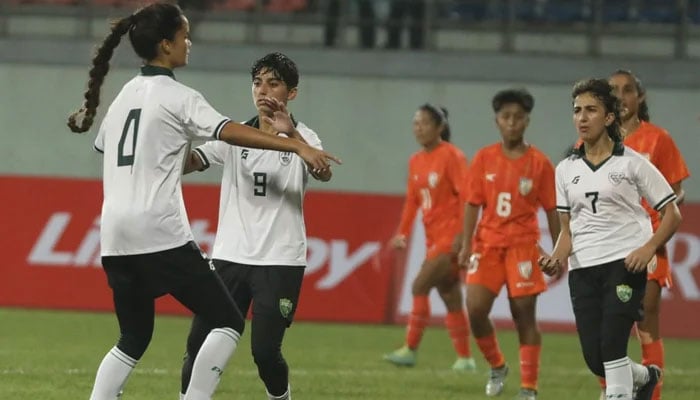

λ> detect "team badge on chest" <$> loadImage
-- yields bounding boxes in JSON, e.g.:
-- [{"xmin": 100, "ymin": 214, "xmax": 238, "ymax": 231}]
[
  {"xmin": 518, "ymin": 177, "xmax": 533, "ymax": 196},
  {"xmin": 428, "ymin": 172, "xmax": 439, "ymax": 188},
  {"xmin": 279, "ymin": 151, "xmax": 293, "ymax": 166}
]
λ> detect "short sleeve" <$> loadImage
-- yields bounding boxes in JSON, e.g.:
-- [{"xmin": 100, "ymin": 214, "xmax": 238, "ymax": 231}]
[
  {"xmin": 652, "ymin": 131, "xmax": 690, "ymax": 185},
  {"xmin": 464, "ymin": 151, "xmax": 485, "ymax": 205},
  {"xmin": 182, "ymin": 90, "xmax": 231, "ymax": 141},
  {"xmin": 194, "ymin": 140, "xmax": 230, "ymax": 169},
  {"xmin": 555, "ymin": 160, "xmax": 570, "ymax": 213},
  {"xmin": 537, "ymin": 156, "xmax": 557, "ymax": 211},
  {"xmin": 297, "ymin": 123, "xmax": 323, "ymax": 150},
  {"xmin": 634, "ymin": 156, "xmax": 677, "ymax": 211},
  {"xmin": 94, "ymin": 121, "xmax": 105, "ymax": 153}
]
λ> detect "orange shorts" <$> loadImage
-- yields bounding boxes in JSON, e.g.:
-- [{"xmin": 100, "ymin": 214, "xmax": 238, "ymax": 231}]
[
  {"xmin": 465, "ymin": 243, "xmax": 546, "ymax": 298},
  {"xmin": 425, "ymin": 222, "xmax": 460, "ymax": 261},
  {"xmin": 647, "ymin": 247, "xmax": 673, "ymax": 288}
]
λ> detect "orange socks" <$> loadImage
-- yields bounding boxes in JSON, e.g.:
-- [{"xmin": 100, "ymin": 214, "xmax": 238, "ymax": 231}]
[
  {"xmin": 642, "ymin": 339, "xmax": 664, "ymax": 400},
  {"xmin": 445, "ymin": 311, "xmax": 471, "ymax": 358},
  {"xmin": 519, "ymin": 345, "xmax": 541, "ymax": 391},
  {"xmin": 475, "ymin": 333, "xmax": 505, "ymax": 368},
  {"xmin": 405, "ymin": 296, "xmax": 430, "ymax": 349}
]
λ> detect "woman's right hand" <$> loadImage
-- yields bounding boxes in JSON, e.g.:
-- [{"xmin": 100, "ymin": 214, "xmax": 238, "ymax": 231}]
[
  {"xmin": 390, "ymin": 235, "xmax": 407, "ymax": 250},
  {"xmin": 297, "ymin": 144, "xmax": 342, "ymax": 171},
  {"xmin": 457, "ymin": 241, "xmax": 471, "ymax": 268}
]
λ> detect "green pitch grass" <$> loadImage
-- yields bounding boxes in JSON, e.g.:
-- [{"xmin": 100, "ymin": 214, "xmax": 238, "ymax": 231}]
[{"xmin": 1, "ymin": 308, "xmax": 698, "ymax": 399}]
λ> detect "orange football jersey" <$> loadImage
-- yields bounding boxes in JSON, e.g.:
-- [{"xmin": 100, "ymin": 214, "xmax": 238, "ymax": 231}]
[
  {"xmin": 624, "ymin": 121, "xmax": 690, "ymax": 230},
  {"xmin": 465, "ymin": 143, "xmax": 556, "ymax": 247},
  {"xmin": 397, "ymin": 141, "xmax": 469, "ymax": 237}
]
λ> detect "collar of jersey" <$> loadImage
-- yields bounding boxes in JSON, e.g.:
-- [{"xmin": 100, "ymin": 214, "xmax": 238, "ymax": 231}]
[
  {"xmin": 244, "ymin": 114, "xmax": 298, "ymax": 128},
  {"xmin": 140, "ymin": 65, "xmax": 175, "ymax": 79},
  {"xmin": 574, "ymin": 140, "xmax": 624, "ymax": 157}
]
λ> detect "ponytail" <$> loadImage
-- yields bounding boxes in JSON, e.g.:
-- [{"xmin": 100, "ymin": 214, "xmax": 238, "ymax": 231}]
[{"xmin": 68, "ymin": 15, "xmax": 134, "ymax": 133}]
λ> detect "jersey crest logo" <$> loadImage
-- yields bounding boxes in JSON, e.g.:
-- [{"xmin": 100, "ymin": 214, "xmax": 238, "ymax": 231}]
[
  {"xmin": 279, "ymin": 298, "xmax": 294, "ymax": 318},
  {"xmin": 572, "ymin": 176, "xmax": 580, "ymax": 184},
  {"xmin": 616, "ymin": 284, "xmax": 632, "ymax": 303},
  {"xmin": 485, "ymin": 173, "xmax": 496, "ymax": 182},
  {"xmin": 517, "ymin": 261, "xmax": 533, "ymax": 279},
  {"xmin": 241, "ymin": 149, "xmax": 249, "ymax": 160},
  {"xmin": 279, "ymin": 151, "xmax": 293, "ymax": 166},
  {"xmin": 608, "ymin": 171, "xmax": 628, "ymax": 186},
  {"xmin": 428, "ymin": 172, "xmax": 439, "ymax": 188},
  {"xmin": 518, "ymin": 177, "xmax": 533, "ymax": 196}
]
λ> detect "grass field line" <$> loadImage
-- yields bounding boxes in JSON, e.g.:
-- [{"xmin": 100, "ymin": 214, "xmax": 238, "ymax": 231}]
[{"xmin": 2, "ymin": 366, "xmax": 698, "ymax": 377}]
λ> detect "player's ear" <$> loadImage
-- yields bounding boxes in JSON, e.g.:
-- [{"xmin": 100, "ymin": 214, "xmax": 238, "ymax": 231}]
[
  {"xmin": 604, "ymin": 112, "xmax": 615, "ymax": 126},
  {"xmin": 287, "ymin": 87, "xmax": 298, "ymax": 102}
]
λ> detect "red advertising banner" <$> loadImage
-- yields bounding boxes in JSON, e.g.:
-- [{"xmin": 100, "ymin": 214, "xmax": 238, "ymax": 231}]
[
  {"xmin": 2, "ymin": 175, "xmax": 700, "ymax": 338},
  {"xmin": 0, "ymin": 176, "xmax": 401, "ymax": 323}
]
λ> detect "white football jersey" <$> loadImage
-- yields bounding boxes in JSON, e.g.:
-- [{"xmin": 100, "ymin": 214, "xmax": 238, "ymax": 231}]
[
  {"xmin": 555, "ymin": 143, "xmax": 676, "ymax": 269},
  {"xmin": 194, "ymin": 117, "xmax": 322, "ymax": 266},
  {"xmin": 95, "ymin": 66, "xmax": 230, "ymax": 256}
]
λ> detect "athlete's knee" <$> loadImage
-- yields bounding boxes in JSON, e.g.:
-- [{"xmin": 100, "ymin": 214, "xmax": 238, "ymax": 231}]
[
  {"xmin": 117, "ymin": 330, "xmax": 152, "ymax": 360},
  {"xmin": 582, "ymin": 350, "xmax": 605, "ymax": 377},
  {"xmin": 252, "ymin": 341, "xmax": 284, "ymax": 370}
]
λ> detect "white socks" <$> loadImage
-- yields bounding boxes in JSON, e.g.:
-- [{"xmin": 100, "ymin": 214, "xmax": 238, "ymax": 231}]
[
  {"xmin": 267, "ymin": 384, "xmax": 291, "ymax": 400},
  {"xmin": 184, "ymin": 327, "xmax": 241, "ymax": 400},
  {"xmin": 630, "ymin": 361, "xmax": 650, "ymax": 386},
  {"xmin": 603, "ymin": 357, "xmax": 633, "ymax": 400},
  {"xmin": 89, "ymin": 346, "xmax": 138, "ymax": 400}
]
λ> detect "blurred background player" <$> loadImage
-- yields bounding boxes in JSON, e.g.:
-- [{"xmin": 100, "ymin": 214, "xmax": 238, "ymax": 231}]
[
  {"xmin": 540, "ymin": 78, "xmax": 681, "ymax": 400},
  {"xmin": 592, "ymin": 70, "xmax": 690, "ymax": 400},
  {"xmin": 383, "ymin": 104, "xmax": 476, "ymax": 372},
  {"xmin": 457, "ymin": 89, "xmax": 560, "ymax": 400}
]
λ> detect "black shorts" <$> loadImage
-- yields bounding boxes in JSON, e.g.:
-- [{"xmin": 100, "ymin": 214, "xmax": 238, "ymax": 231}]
[
  {"xmin": 569, "ymin": 259, "xmax": 647, "ymax": 322},
  {"xmin": 102, "ymin": 241, "xmax": 217, "ymax": 299},
  {"xmin": 214, "ymin": 260, "xmax": 305, "ymax": 327}
]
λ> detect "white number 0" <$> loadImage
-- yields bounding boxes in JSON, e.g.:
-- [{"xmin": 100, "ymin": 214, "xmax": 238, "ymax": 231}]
[{"xmin": 496, "ymin": 192, "xmax": 511, "ymax": 217}]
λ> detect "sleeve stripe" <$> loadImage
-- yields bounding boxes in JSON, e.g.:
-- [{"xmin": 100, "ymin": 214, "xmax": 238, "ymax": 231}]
[
  {"xmin": 193, "ymin": 148, "xmax": 210, "ymax": 170},
  {"xmin": 214, "ymin": 118, "xmax": 231, "ymax": 140},
  {"xmin": 653, "ymin": 193, "xmax": 677, "ymax": 211},
  {"xmin": 556, "ymin": 205, "xmax": 570, "ymax": 211},
  {"xmin": 93, "ymin": 145, "xmax": 104, "ymax": 154}
]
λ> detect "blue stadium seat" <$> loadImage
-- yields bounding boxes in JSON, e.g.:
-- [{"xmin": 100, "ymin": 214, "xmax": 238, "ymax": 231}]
[{"xmin": 637, "ymin": 0, "xmax": 677, "ymax": 23}]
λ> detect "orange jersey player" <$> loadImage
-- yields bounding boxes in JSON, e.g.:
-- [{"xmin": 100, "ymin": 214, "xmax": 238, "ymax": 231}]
[
  {"xmin": 458, "ymin": 89, "xmax": 560, "ymax": 400},
  {"xmin": 599, "ymin": 70, "xmax": 689, "ymax": 400},
  {"xmin": 383, "ymin": 104, "xmax": 476, "ymax": 372}
]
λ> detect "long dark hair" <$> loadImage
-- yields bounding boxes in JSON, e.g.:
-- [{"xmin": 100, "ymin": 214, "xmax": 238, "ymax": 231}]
[
  {"xmin": 68, "ymin": 2, "xmax": 185, "ymax": 133},
  {"xmin": 571, "ymin": 78, "xmax": 622, "ymax": 143},
  {"xmin": 610, "ymin": 69, "xmax": 650, "ymax": 122},
  {"xmin": 419, "ymin": 103, "xmax": 450, "ymax": 142}
]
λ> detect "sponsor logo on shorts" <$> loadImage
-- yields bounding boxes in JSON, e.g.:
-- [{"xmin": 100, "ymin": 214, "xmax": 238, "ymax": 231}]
[
  {"xmin": 279, "ymin": 298, "xmax": 293, "ymax": 318},
  {"xmin": 518, "ymin": 260, "xmax": 533, "ymax": 279},
  {"xmin": 616, "ymin": 284, "xmax": 633, "ymax": 303}
]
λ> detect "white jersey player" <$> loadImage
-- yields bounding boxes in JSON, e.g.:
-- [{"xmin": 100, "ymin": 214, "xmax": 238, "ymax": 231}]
[
  {"xmin": 66, "ymin": 5, "xmax": 337, "ymax": 400},
  {"xmin": 180, "ymin": 53, "xmax": 331, "ymax": 400},
  {"xmin": 539, "ymin": 78, "xmax": 680, "ymax": 400}
]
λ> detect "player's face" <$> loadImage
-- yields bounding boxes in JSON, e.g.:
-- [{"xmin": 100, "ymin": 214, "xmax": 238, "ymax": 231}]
[
  {"xmin": 412, "ymin": 109, "xmax": 442, "ymax": 148},
  {"xmin": 573, "ymin": 92, "xmax": 614, "ymax": 143},
  {"xmin": 165, "ymin": 16, "xmax": 191, "ymax": 68},
  {"xmin": 495, "ymin": 103, "xmax": 529, "ymax": 144},
  {"xmin": 609, "ymin": 73, "xmax": 642, "ymax": 121},
  {"xmin": 252, "ymin": 69, "xmax": 297, "ymax": 114}
]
